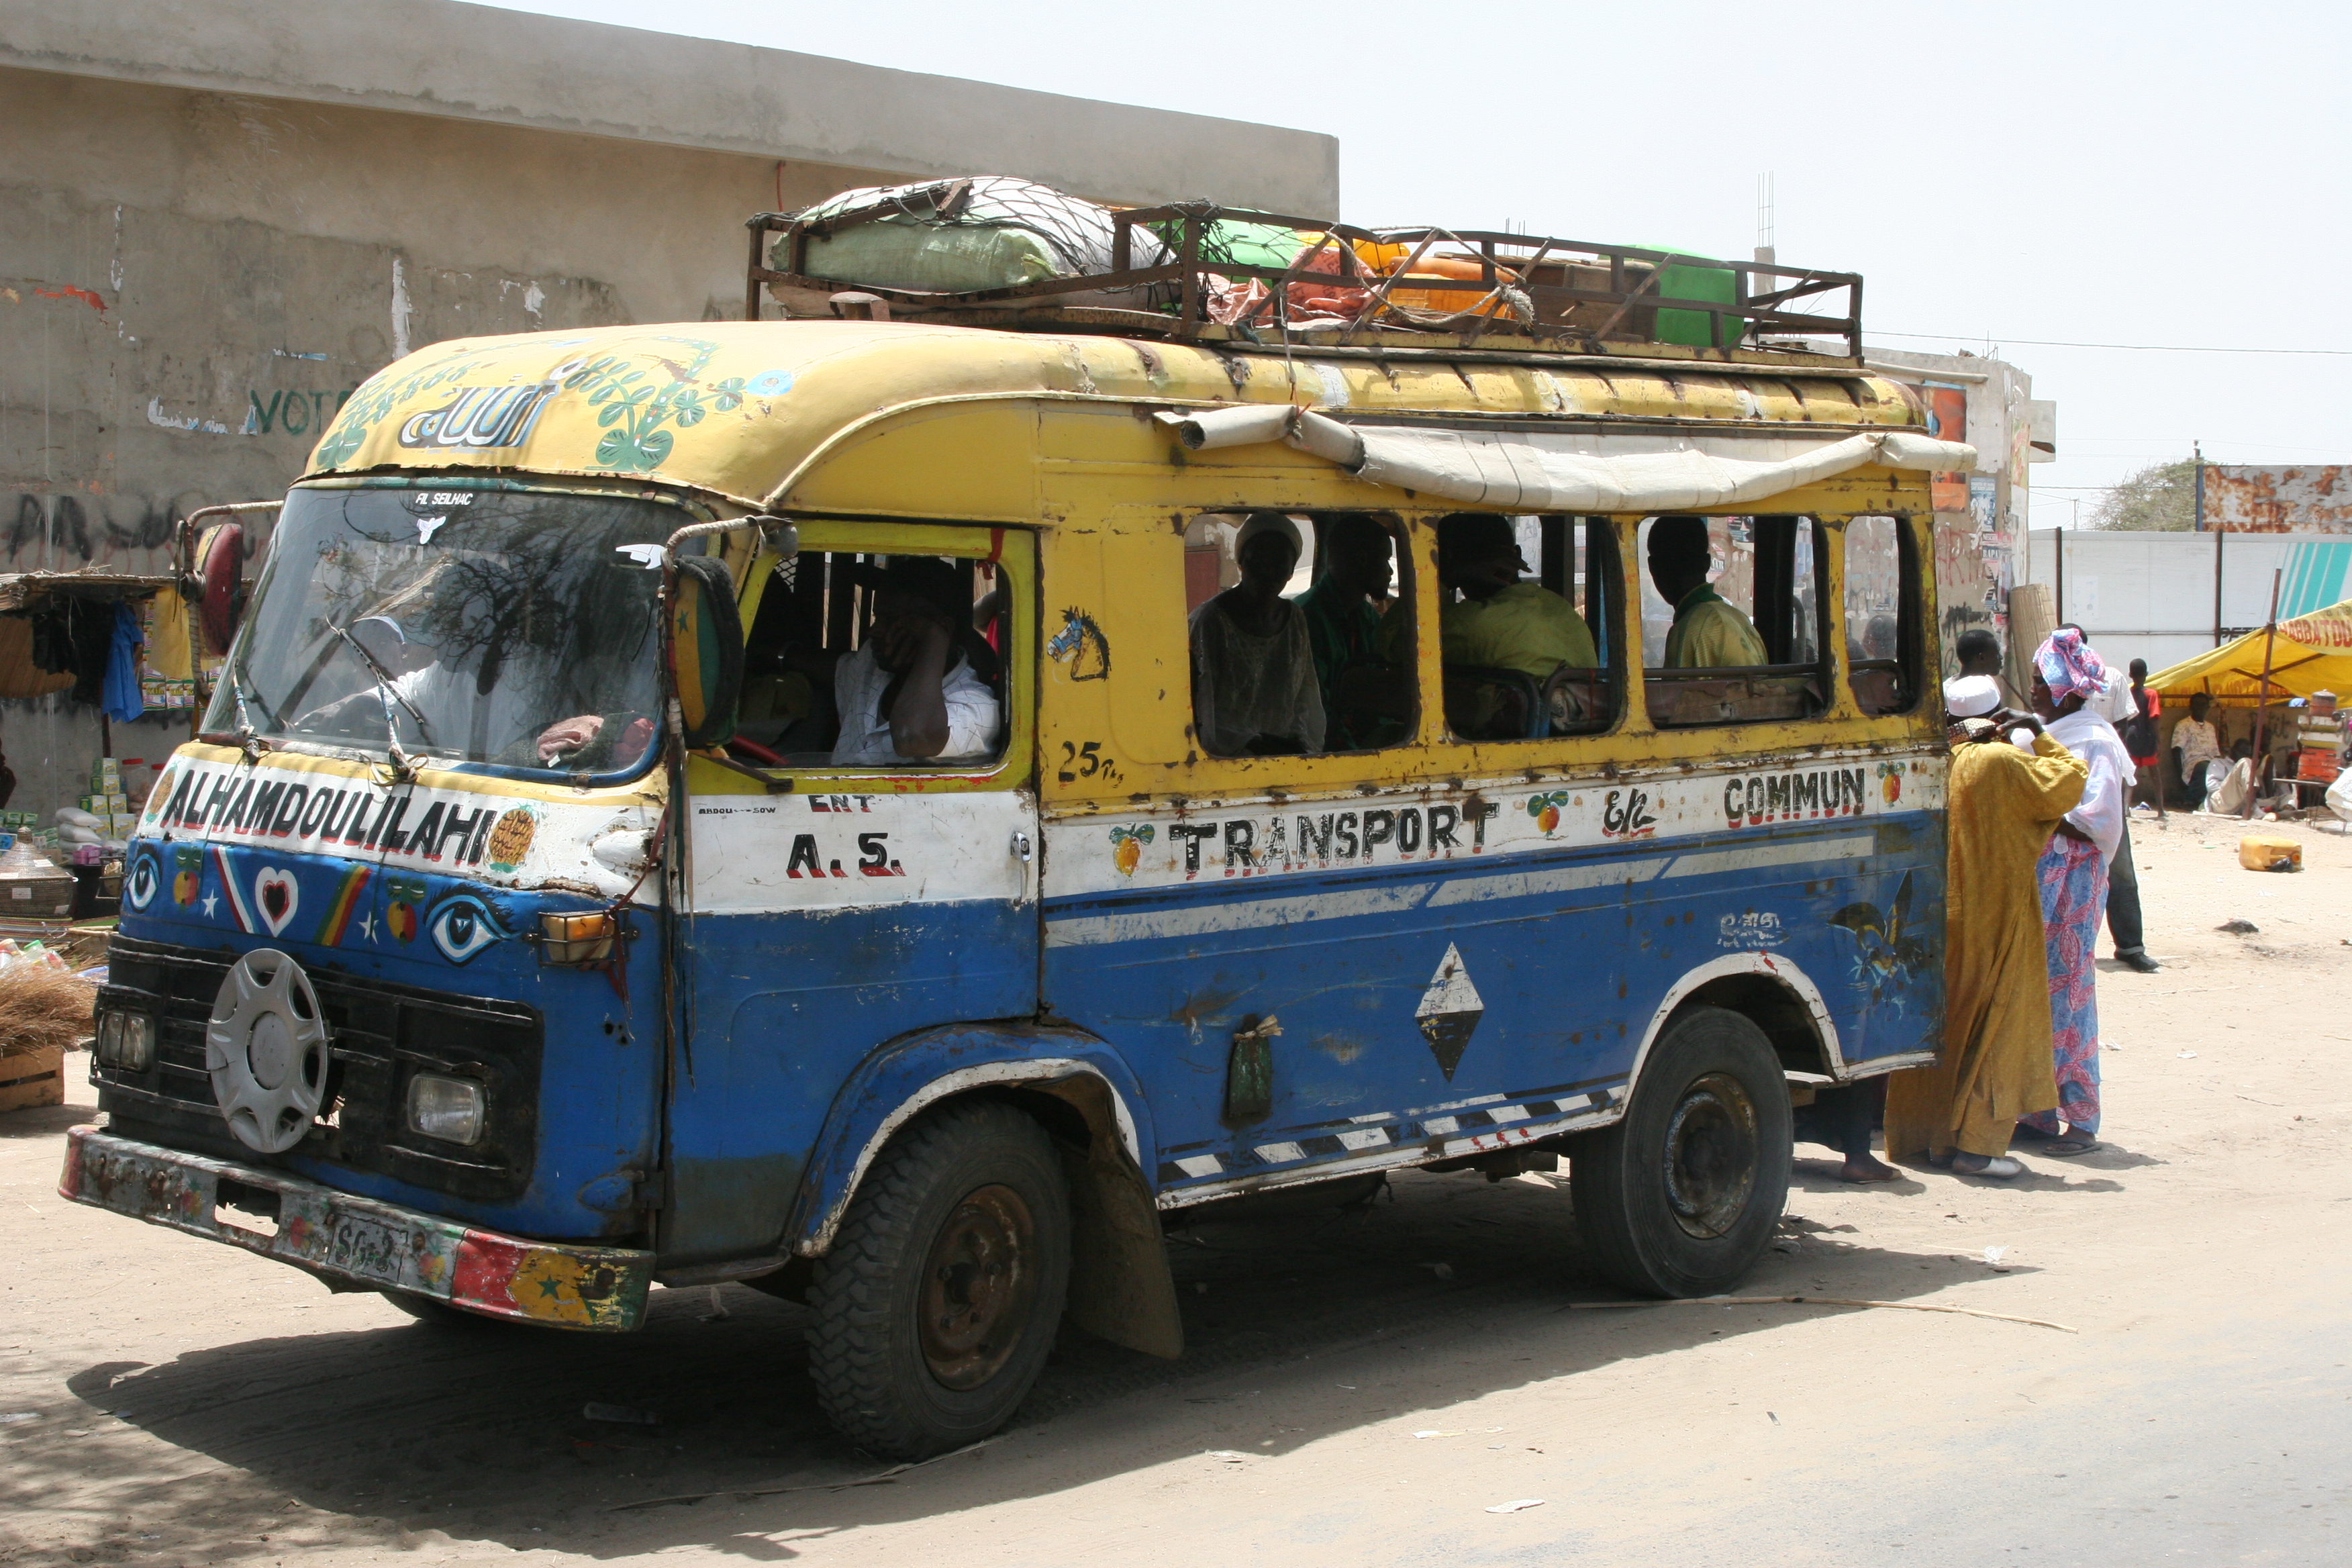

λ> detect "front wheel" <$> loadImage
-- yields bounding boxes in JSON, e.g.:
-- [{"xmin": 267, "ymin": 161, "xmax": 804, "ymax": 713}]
[
  {"xmin": 1568, "ymin": 1006, "xmax": 1792, "ymax": 1297},
  {"xmin": 805, "ymin": 1100, "xmax": 1071, "ymax": 1460}
]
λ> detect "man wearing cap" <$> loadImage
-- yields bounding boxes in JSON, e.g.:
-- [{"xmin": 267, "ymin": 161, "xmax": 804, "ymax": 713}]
[
  {"xmin": 832, "ymin": 557, "xmax": 999, "ymax": 767},
  {"xmin": 1882, "ymin": 673, "xmax": 2086, "ymax": 1180},
  {"xmin": 1431, "ymin": 514, "xmax": 1596, "ymax": 679}
]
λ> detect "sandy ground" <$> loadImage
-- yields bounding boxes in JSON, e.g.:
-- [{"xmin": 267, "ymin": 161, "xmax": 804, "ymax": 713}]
[{"xmin": 5, "ymin": 809, "xmax": 2351, "ymax": 1567}]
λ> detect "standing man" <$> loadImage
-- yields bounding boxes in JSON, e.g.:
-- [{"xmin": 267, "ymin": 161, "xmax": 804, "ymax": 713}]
[
  {"xmin": 1883, "ymin": 674, "xmax": 2086, "ymax": 1179},
  {"xmin": 2122, "ymin": 658, "xmax": 2163, "ymax": 806},
  {"xmin": 1954, "ymin": 628, "xmax": 2028, "ymax": 714}
]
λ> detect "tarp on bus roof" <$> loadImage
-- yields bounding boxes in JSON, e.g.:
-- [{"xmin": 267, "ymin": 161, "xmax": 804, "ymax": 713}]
[{"xmin": 2147, "ymin": 598, "xmax": 2352, "ymax": 702}]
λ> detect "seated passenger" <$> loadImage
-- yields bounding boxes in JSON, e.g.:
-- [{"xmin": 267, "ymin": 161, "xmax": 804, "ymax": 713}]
[
  {"xmin": 1649, "ymin": 518, "xmax": 1768, "ymax": 668},
  {"xmin": 1295, "ymin": 513, "xmax": 1409, "ymax": 750},
  {"xmin": 1189, "ymin": 512, "xmax": 1326, "ymax": 756},
  {"xmin": 831, "ymin": 558, "xmax": 999, "ymax": 767},
  {"xmin": 1434, "ymin": 513, "xmax": 1596, "ymax": 678}
]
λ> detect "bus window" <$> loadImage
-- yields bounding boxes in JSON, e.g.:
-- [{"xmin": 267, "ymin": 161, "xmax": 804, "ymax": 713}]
[
  {"xmin": 1188, "ymin": 510, "xmax": 1416, "ymax": 756},
  {"xmin": 1640, "ymin": 515, "xmax": 1827, "ymax": 728},
  {"xmin": 1844, "ymin": 515, "xmax": 1918, "ymax": 716},
  {"xmin": 1435, "ymin": 513, "xmax": 1618, "ymax": 741},
  {"xmin": 737, "ymin": 542, "xmax": 1010, "ymax": 768}
]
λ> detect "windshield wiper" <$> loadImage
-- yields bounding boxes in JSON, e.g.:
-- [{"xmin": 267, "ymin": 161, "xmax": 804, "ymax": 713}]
[{"xmin": 328, "ymin": 620, "xmax": 434, "ymax": 781}]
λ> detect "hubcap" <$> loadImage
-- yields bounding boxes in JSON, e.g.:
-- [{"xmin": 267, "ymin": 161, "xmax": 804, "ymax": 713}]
[
  {"xmin": 917, "ymin": 1184, "xmax": 1038, "ymax": 1391},
  {"xmin": 1661, "ymin": 1072, "xmax": 1760, "ymax": 1240}
]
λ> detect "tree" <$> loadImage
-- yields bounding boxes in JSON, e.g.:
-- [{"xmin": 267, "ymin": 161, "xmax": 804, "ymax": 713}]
[{"xmin": 2092, "ymin": 458, "xmax": 2202, "ymax": 531}]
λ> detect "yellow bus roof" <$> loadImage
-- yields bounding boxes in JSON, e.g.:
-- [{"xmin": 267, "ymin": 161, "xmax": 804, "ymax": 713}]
[{"xmin": 303, "ymin": 320, "xmax": 1928, "ymax": 509}]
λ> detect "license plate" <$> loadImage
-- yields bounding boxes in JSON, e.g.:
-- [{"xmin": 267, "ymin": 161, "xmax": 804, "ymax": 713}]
[{"xmin": 325, "ymin": 1212, "xmax": 405, "ymax": 1285}]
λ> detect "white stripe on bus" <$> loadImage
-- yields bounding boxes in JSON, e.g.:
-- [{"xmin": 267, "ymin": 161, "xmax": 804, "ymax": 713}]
[{"xmin": 1044, "ymin": 833, "xmax": 1877, "ymax": 948}]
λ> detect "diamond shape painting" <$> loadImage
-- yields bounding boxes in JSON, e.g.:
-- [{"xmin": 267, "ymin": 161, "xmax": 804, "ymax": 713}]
[{"xmin": 1415, "ymin": 942, "xmax": 1485, "ymax": 1080}]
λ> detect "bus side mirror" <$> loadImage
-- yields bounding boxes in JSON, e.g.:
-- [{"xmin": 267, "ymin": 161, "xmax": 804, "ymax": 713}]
[
  {"xmin": 669, "ymin": 554, "xmax": 743, "ymax": 749},
  {"xmin": 197, "ymin": 523, "xmax": 245, "ymax": 656}
]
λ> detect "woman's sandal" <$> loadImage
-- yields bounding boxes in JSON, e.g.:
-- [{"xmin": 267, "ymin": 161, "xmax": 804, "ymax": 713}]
[{"xmin": 2041, "ymin": 1136, "xmax": 2101, "ymax": 1157}]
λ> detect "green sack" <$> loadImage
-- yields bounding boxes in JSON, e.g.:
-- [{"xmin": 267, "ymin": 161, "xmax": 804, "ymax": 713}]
[{"xmin": 791, "ymin": 217, "xmax": 1066, "ymax": 294}]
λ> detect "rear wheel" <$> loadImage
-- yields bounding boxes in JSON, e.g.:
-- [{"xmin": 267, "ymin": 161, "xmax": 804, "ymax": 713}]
[
  {"xmin": 1569, "ymin": 1006, "xmax": 1792, "ymax": 1297},
  {"xmin": 806, "ymin": 1100, "xmax": 1071, "ymax": 1459}
]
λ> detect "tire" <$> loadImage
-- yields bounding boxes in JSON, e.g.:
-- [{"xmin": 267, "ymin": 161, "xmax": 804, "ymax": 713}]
[
  {"xmin": 805, "ymin": 1099, "xmax": 1071, "ymax": 1460},
  {"xmin": 1569, "ymin": 1006, "xmax": 1792, "ymax": 1298}
]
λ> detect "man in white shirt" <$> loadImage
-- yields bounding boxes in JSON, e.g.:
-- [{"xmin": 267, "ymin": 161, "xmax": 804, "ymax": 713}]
[
  {"xmin": 2172, "ymin": 693, "xmax": 2222, "ymax": 810},
  {"xmin": 831, "ymin": 557, "xmax": 999, "ymax": 767}
]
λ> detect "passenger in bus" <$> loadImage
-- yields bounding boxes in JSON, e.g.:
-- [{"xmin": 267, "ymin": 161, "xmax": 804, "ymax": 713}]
[
  {"xmin": 831, "ymin": 557, "xmax": 999, "ymax": 766},
  {"xmin": 1648, "ymin": 518, "xmax": 1767, "ymax": 667},
  {"xmin": 1883, "ymin": 673, "xmax": 2086, "ymax": 1180},
  {"xmin": 1432, "ymin": 514, "xmax": 1596, "ymax": 677},
  {"xmin": 1295, "ymin": 513, "xmax": 1410, "ymax": 750},
  {"xmin": 1189, "ymin": 512, "xmax": 1325, "ymax": 756}
]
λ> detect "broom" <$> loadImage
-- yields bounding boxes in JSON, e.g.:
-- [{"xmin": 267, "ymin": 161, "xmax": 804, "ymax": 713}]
[{"xmin": 0, "ymin": 967, "xmax": 99, "ymax": 1058}]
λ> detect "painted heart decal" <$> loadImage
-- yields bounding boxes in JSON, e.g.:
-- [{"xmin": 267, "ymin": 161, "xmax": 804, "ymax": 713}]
[{"xmin": 254, "ymin": 867, "xmax": 299, "ymax": 936}]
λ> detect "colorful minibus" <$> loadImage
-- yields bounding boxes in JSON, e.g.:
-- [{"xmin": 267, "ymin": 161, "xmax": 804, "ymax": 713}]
[{"xmin": 62, "ymin": 280, "xmax": 1967, "ymax": 1457}]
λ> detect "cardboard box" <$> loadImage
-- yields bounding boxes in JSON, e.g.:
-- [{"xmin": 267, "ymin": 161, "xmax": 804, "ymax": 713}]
[{"xmin": 0, "ymin": 1046, "xmax": 66, "ymax": 1113}]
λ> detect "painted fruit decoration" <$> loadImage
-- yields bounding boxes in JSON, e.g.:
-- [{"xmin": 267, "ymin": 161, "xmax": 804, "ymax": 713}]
[
  {"xmin": 1877, "ymin": 761, "xmax": 1904, "ymax": 804},
  {"xmin": 172, "ymin": 844, "xmax": 203, "ymax": 905},
  {"xmin": 486, "ymin": 807, "xmax": 538, "ymax": 874},
  {"xmin": 386, "ymin": 876, "xmax": 428, "ymax": 942},
  {"xmin": 1526, "ymin": 791, "xmax": 1573, "ymax": 836},
  {"xmin": 1109, "ymin": 824, "xmax": 1154, "ymax": 876}
]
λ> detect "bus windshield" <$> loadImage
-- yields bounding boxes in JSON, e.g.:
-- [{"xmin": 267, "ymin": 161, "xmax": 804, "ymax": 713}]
[{"xmin": 205, "ymin": 485, "xmax": 678, "ymax": 776}]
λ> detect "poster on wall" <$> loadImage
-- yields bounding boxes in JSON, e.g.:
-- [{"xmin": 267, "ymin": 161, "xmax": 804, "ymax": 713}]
[
  {"xmin": 1922, "ymin": 385, "xmax": 1970, "ymax": 513},
  {"xmin": 1969, "ymin": 475, "xmax": 1998, "ymax": 532}
]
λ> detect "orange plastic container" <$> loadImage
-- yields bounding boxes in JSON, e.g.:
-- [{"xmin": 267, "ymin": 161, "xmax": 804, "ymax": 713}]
[{"xmin": 1377, "ymin": 254, "xmax": 1519, "ymax": 317}]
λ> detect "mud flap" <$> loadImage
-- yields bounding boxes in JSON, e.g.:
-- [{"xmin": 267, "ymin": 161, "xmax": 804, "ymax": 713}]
[{"xmin": 1055, "ymin": 1134, "xmax": 1183, "ymax": 1360}]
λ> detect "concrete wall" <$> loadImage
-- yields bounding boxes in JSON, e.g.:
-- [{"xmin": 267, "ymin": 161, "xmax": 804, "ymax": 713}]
[
  {"xmin": 0, "ymin": 0, "xmax": 1339, "ymax": 213},
  {"xmin": 0, "ymin": 0, "xmax": 1339, "ymax": 817}
]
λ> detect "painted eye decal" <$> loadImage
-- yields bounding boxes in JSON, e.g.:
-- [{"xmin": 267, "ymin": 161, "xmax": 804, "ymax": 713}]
[
  {"xmin": 123, "ymin": 847, "xmax": 162, "ymax": 912},
  {"xmin": 425, "ymin": 892, "xmax": 510, "ymax": 965}
]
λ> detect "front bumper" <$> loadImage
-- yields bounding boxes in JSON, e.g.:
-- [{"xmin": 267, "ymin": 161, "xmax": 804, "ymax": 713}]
[{"xmin": 58, "ymin": 1126, "xmax": 653, "ymax": 1331}]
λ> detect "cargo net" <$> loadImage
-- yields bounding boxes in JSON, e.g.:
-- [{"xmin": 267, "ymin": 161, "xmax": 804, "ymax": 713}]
[{"xmin": 783, "ymin": 177, "xmax": 1171, "ymax": 280}]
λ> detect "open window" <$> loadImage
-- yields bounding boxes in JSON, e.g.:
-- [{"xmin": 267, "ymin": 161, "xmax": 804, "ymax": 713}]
[
  {"xmin": 1639, "ymin": 514, "xmax": 1828, "ymax": 728},
  {"xmin": 1184, "ymin": 510, "xmax": 1416, "ymax": 757},
  {"xmin": 734, "ymin": 532, "xmax": 1012, "ymax": 770},
  {"xmin": 1843, "ymin": 515, "xmax": 1920, "ymax": 716},
  {"xmin": 1436, "ymin": 514, "xmax": 1619, "ymax": 742}
]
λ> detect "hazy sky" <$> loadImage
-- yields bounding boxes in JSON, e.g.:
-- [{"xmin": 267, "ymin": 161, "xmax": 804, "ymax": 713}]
[{"xmin": 503, "ymin": 0, "xmax": 2349, "ymax": 516}]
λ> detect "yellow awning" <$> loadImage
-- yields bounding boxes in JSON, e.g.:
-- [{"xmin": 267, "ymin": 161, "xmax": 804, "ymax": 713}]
[{"xmin": 2148, "ymin": 598, "xmax": 2352, "ymax": 701}]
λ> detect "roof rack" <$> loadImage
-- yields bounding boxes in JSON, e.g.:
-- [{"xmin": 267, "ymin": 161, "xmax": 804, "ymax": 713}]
[{"xmin": 743, "ymin": 201, "xmax": 1863, "ymax": 362}]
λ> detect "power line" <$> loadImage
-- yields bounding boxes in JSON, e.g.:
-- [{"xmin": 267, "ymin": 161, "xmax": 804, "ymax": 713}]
[{"xmin": 1872, "ymin": 330, "xmax": 2352, "ymax": 358}]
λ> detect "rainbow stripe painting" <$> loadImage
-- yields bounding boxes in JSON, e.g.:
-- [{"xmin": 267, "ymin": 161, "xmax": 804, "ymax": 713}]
[{"xmin": 314, "ymin": 865, "xmax": 373, "ymax": 948}]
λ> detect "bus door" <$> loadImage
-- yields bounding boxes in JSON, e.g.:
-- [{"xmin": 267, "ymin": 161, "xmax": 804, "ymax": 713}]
[{"xmin": 663, "ymin": 525, "xmax": 1038, "ymax": 1265}]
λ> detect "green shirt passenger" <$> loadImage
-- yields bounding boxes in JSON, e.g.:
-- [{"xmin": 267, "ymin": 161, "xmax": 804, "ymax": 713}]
[
  {"xmin": 1649, "ymin": 518, "xmax": 1769, "ymax": 668},
  {"xmin": 1434, "ymin": 513, "xmax": 1596, "ymax": 677}
]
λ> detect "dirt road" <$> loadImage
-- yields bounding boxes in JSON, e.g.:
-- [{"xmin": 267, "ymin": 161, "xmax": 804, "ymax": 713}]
[{"xmin": 5, "ymin": 812, "xmax": 2350, "ymax": 1567}]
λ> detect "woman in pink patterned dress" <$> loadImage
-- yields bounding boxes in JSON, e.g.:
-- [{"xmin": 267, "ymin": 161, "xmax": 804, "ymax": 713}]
[{"xmin": 2020, "ymin": 628, "xmax": 2132, "ymax": 1156}]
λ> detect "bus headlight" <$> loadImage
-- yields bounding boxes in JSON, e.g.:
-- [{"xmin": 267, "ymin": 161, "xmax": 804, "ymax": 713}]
[
  {"xmin": 406, "ymin": 1074, "xmax": 486, "ymax": 1146},
  {"xmin": 95, "ymin": 1010, "xmax": 155, "ymax": 1072},
  {"xmin": 538, "ymin": 910, "xmax": 617, "ymax": 966}
]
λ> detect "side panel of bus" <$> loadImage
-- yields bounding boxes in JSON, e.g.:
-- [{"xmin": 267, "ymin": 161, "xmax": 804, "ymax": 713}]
[{"xmin": 1038, "ymin": 497, "xmax": 1945, "ymax": 1204}]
